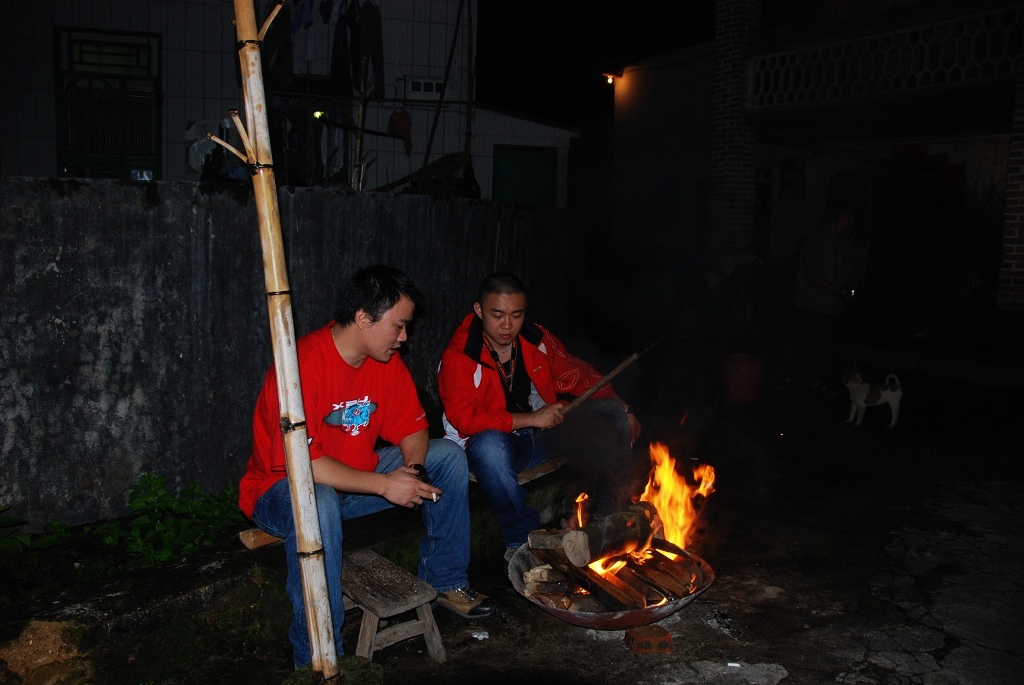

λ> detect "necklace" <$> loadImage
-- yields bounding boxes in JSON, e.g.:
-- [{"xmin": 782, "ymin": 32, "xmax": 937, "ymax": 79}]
[{"xmin": 483, "ymin": 336, "xmax": 517, "ymax": 392}]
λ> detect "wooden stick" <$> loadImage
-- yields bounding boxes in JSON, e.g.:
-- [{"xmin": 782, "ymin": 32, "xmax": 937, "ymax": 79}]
[
  {"xmin": 564, "ymin": 337, "xmax": 664, "ymax": 413},
  {"xmin": 231, "ymin": 1, "xmax": 338, "ymax": 679}
]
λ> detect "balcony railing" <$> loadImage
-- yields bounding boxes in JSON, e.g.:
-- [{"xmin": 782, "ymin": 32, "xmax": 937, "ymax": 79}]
[{"xmin": 748, "ymin": 4, "xmax": 1022, "ymax": 110}]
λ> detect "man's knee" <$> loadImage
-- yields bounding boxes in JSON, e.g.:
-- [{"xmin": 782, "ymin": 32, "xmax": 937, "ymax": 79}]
[
  {"xmin": 427, "ymin": 438, "xmax": 469, "ymax": 480},
  {"xmin": 466, "ymin": 430, "xmax": 510, "ymax": 461}
]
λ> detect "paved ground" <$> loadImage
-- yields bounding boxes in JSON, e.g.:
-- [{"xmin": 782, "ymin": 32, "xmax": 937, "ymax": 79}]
[{"xmin": 368, "ymin": 366, "xmax": 1024, "ymax": 685}]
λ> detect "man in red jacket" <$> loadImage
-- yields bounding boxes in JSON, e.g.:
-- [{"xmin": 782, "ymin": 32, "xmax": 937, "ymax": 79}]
[{"xmin": 437, "ymin": 273, "xmax": 643, "ymax": 561}]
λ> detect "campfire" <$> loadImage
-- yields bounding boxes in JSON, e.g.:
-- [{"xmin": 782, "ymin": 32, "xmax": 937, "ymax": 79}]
[{"xmin": 508, "ymin": 442, "xmax": 716, "ymax": 629}]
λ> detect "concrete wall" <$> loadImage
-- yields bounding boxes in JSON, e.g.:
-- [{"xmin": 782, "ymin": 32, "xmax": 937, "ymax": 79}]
[{"xmin": 0, "ymin": 177, "xmax": 579, "ymax": 530}]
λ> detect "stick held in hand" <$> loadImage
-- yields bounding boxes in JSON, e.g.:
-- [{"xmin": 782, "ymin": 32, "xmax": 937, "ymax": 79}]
[{"xmin": 563, "ymin": 337, "xmax": 664, "ymax": 413}]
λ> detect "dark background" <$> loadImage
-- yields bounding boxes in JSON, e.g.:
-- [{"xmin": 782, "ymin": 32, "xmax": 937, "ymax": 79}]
[{"xmin": 475, "ymin": 1, "xmax": 716, "ymax": 127}]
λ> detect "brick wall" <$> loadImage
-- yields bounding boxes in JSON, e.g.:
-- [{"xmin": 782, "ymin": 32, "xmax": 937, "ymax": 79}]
[
  {"xmin": 999, "ymin": 53, "xmax": 1024, "ymax": 311},
  {"xmin": 711, "ymin": 0, "xmax": 760, "ymax": 262}
]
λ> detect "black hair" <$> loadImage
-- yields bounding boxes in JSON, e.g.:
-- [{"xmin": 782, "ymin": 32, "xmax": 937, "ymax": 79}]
[
  {"xmin": 333, "ymin": 265, "xmax": 423, "ymax": 325},
  {"xmin": 476, "ymin": 272, "xmax": 526, "ymax": 304}
]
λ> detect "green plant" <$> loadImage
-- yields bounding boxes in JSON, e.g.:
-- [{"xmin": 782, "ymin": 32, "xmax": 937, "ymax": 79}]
[
  {"xmin": 0, "ymin": 505, "xmax": 69, "ymax": 605},
  {"xmin": 82, "ymin": 474, "xmax": 247, "ymax": 573}
]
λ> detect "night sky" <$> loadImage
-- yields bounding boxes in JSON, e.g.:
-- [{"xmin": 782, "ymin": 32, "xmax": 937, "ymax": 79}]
[{"xmin": 474, "ymin": 1, "xmax": 715, "ymax": 127}]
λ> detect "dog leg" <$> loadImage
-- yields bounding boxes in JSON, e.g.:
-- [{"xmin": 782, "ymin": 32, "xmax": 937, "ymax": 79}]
[
  {"xmin": 854, "ymin": 404, "xmax": 865, "ymax": 427},
  {"xmin": 846, "ymin": 402, "xmax": 856, "ymax": 424},
  {"xmin": 887, "ymin": 400, "xmax": 899, "ymax": 429}
]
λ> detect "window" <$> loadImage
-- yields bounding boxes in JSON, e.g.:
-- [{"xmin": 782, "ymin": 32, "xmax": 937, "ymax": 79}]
[
  {"xmin": 55, "ymin": 28, "xmax": 162, "ymax": 180},
  {"xmin": 407, "ymin": 77, "xmax": 445, "ymax": 100}
]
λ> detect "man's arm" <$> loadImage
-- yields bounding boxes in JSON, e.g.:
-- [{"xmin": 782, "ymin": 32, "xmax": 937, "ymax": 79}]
[
  {"xmin": 310, "ymin": 435, "xmax": 440, "ymax": 508},
  {"xmin": 398, "ymin": 429, "xmax": 428, "ymax": 468}
]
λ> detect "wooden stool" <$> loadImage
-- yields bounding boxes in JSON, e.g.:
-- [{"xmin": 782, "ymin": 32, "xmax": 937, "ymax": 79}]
[
  {"xmin": 238, "ymin": 529, "xmax": 446, "ymax": 663},
  {"xmin": 341, "ymin": 548, "xmax": 445, "ymax": 663}
]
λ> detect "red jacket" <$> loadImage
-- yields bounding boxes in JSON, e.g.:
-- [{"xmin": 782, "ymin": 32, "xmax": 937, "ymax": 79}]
[{"xmin": 437, "ymin": 313, "xmax": 619, "ymax": 445}]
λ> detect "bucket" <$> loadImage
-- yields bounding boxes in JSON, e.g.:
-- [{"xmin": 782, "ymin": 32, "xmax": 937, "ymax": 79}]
[{"xmin": 720, "ymin": 353, "xmax": 763, "ymax": 404}]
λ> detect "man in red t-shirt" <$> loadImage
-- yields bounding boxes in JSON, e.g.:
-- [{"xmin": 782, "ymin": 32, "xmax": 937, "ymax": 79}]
[{"xmin": 239, "ymin": 265, "xmax": 494, "ymax": 670}]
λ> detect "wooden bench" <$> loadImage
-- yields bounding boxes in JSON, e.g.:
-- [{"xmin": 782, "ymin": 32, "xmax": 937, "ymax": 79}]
[
  {"xmin": 239, "ymin": 529, "xmax": 445, "ymax": 664},
  {"xmin": 469, "ymin": 454, "xmax": 569, "ymax": 485}
]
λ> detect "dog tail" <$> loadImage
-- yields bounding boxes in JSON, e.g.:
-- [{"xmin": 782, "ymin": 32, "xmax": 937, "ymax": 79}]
[{"xmin": 886, "ymin": 374, "xmax": 901, "ymax": 389}]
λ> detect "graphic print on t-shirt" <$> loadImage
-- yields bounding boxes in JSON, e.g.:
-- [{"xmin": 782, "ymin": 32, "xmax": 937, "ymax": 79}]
[{"xmin": 325, "ymin": 395, "xmax": 378, "ymax": 436}]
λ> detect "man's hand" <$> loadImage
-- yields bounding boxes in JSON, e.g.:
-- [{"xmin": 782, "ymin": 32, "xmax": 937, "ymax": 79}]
[
  {"xmin": 382, "ymin": 465, "xmax": 442, "ymax": 508},
  {"xmin": 530, "ymin": 402, "xmax": 566, "ymax": 430}
]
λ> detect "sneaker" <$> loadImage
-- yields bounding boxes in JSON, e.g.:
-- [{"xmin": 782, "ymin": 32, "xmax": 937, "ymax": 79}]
[{"xmin": 435, "ymin": 587, "xmax": 497, "ymax": 619}]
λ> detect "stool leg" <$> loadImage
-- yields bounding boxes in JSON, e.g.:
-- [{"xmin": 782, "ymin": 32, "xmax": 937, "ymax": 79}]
[
  {"xmin": 416, "ymin": 603, "xmax": 447, "ymax": 664},
  {"xmin": 355, "ymin": 610, "xmax": 380, "ymax": 659}
]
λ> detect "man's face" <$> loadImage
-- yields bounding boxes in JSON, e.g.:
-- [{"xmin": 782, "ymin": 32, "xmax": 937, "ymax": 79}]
[
  {"xmin": 362, "ymin": 295, "xmax": 415, "ymax": 363},
  {"xmin": 474, "ymin": 292, "xmax": 526, "ymax": 348}
]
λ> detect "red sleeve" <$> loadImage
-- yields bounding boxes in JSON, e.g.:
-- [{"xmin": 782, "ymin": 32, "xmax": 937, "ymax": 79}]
[
  {"xmin": 544, "ymin": 330, "xmax": 619, "ymax": 400},
  {"xmin": 437, "ymin": 347, "xmax": 514, "ymax": 437},
  {"xmin": 376, "ymin": 354, "xmax": 430, "ymax": 445}
]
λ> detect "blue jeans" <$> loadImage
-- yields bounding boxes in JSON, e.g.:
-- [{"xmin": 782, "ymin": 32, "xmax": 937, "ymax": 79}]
[
  {"xmin": 251, "ymin": 438, "xmax": 470, "ymax": 669},
  {"xmin": 465, "ymin": 398, "xmax": 639, "ymax": 550}
]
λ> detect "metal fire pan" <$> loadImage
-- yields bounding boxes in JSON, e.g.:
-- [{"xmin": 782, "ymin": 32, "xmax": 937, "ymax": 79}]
[{"xmin": 507, "ymin": 544, "xmax": 715, "ymax": 630}]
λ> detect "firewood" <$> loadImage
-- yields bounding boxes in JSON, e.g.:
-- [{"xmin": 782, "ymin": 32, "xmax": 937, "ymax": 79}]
[
  {"xmin": 533, "ymin": 593, "xmax": 573, "ymax": 610},
  {"xmin": 523, "ymin": 564, "xmax": 567, "ymax": 583},
  {"xmin": 528, "ymin": 529, "xmax": 567, "ymax": 549},
  {"xmin": 561, "ymin": 502, "xmax": 659, "ymax": 567},
  {"xmin": 641, "ymin": 550, "xmax": 698, "ymax": 595},
  {"xmin": 567, "ymin": 595, "xmax": 611, "ymax": 613},
  {"xmin": 614, "ymin": 565, "xmax": 667, "ymax": 606},
  {"xmin": 625, "ymin": 555, "xmax": 693, "ymax": 598},
  {"xmin": 524, "ymin": 580, "xmax": 576, "ymax": 597},
  {"xmin": 530, "ymin": 548, "xmax": 645, "ymax": 610}
]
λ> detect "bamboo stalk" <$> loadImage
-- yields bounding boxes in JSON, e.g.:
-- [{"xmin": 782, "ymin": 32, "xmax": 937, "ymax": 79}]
[{"xmin": 231, "ymin": 1, "xmax": 339, "ymax": 678}]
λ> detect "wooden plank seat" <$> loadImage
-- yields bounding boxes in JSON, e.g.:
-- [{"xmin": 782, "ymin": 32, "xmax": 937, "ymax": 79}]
[
  {"xmin": 468, "ymin": 454, "xmax": 569, "ymax": 485},
  {"xmin": 239, "ymin": 530, "xmax": 445, "ymax": 663}
]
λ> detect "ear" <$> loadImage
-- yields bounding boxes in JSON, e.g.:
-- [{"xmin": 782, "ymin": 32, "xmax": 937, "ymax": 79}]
[
  {"xmin": 355, "ymin": 309, "xmax": 374, "ymax": 329},
  {"xmin": 473, "ymin": 302, "xmax": 483, "ymax": 319}
]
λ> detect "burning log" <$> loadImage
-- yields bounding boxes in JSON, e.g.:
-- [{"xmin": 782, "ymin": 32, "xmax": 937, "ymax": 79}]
[
  {"xmin": 530, "ymin": 548, "xmax": 648, "ymax": 610},
  {"xmin": 562, "ymin": 502, "xmax": 660, "ymax": 567},
  {"xmin": 625, "ymin": 552, "xmax": 697, "ymax": 599}
]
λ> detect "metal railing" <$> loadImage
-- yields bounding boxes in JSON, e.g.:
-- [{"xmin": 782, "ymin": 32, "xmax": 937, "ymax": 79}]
[{"xmin": 748, "ymin": 4, "xmax": 1023, "ymax": 110}]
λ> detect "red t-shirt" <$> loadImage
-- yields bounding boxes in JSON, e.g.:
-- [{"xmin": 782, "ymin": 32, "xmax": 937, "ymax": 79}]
[{"xmin": 238, "ymin": 324, "xmax": 428, "ymax": 518}]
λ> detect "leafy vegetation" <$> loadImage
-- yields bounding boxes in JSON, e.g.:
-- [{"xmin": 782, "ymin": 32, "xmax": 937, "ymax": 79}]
[
  {"xmin": 0, "ymin": 505, "xmax": 69, "ymax": 605},
  {"xmin": 1, "ymin": 474, "xmax": 248, "ymax": 605}
]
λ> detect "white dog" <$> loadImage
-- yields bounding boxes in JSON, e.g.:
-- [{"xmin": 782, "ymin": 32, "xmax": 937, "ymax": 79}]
[{"xmin": 842, "ymin": 366, "xmax": 902, "ymax": 428}]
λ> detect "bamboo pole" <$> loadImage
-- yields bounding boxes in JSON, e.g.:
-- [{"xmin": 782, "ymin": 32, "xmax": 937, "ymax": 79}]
[{"xmin": 225, "ymin": 1, "xmax": 339, "ymax": 678}]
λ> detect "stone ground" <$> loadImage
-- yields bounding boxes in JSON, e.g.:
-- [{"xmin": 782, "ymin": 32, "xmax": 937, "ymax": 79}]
[{"xmin": 3, "ymin": 362, "xmax": 1023, "ymax": 684}]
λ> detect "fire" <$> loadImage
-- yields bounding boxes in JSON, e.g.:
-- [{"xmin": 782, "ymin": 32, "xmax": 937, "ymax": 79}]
[
  {"xmin": 640, "ymin": 442, "xmax": 715, "ymax": 551},
  {"xmin": 589, "ymin": 556, "xmax": 627, "ymax": 576},
  {"xmin": 575, "ymin": 492, "xmax": 588, "ymax": 529}
]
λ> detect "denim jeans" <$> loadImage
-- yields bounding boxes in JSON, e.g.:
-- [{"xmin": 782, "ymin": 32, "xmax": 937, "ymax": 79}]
[
  {"xmin": 465, "ymin": 398, "xmax": 640, "ymax": 550},
  {"xmin": 251, "ymin": 438, "xmax": 470, "ymax": 669}
]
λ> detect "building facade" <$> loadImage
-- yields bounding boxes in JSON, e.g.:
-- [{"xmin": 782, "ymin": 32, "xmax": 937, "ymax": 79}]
[{"xmin": 0, "ymin": 0, "xmax": 577, "ymax": 207}]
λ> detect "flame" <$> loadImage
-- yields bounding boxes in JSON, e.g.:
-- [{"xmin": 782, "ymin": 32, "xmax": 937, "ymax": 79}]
[
  {"xmin": 575, "ymin": 492, "xmax": 589, "ymax": 529},
  {"xmin": 640, "ymin": 442, "xmax": 715, "ymax": 550},
  {"xmin": 588, "ymin": 556, "xmax": 627, "ymax": 576}
]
